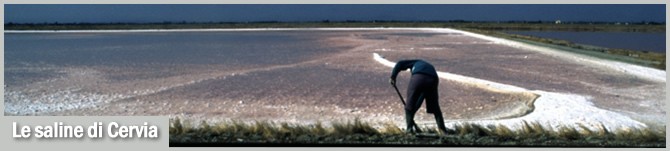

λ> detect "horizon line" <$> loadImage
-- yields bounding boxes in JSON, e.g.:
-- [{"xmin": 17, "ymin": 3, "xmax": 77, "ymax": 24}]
[{"xmin": 5, "ymin": 20, "xmax": 666, "ymax": 25}]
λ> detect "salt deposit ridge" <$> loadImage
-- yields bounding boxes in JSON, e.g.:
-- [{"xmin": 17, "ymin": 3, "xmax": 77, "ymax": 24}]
[
  {"xmin": 373, "ymin": 27, "xmax": 666, "ymax": 132},
  {"xmin": 376, "ymin": 53, "xmax": 646, "ymax": 132}
]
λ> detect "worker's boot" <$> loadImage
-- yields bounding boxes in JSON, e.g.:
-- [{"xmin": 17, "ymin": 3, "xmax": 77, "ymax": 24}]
[
  {"xmin": 434, "ymin": 113, "xmax": 449, "ymax": 135},
  {"xmin": 405, "ymin": 111, "xmax": 417, "ymax": 133}
]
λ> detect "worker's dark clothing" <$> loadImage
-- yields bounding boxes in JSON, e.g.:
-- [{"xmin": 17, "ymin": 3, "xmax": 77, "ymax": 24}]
[
  {"xmin": 391, "ymin": 60, "xmax": 438, "ymax": 81},
  {"xmin": 390, "ymin": 60, "xmax": 440, "ymax": 113},
  {"xmin": 390, "ymin": 59, "xmax": 447, "ymax": 134},
  {"xmin": 407, "ymin": 74, "xmax": 440, "ymax": 114}
]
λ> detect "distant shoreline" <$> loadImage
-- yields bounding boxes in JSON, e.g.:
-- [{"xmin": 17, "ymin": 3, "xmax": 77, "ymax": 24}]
[
  {"xmin": 5, "ymin": 22, "xmax": 665, "ymax": 32},
  {"xmin": 5, "ymin": 24, "xmax": 664, "ymax": 70},
  {"xmin": 4, "ymin": 28, "xmax": 394, "ymax": 33}
]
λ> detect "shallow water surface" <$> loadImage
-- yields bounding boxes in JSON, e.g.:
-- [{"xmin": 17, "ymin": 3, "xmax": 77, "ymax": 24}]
[{"xmin": 4, "ymin": 29, "xmax": 664, "ymax": 132}]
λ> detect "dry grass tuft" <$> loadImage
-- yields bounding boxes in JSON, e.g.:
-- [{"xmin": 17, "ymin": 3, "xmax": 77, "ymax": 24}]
[
  {"xmin": 332, "ymin": 117, "xmax": 379, "ymax": 135},
  {"xmin": 380, "ymin": 122, "xmax": 404, "ymax": 135},
  {"xmin": 170, "ymin": 118, "xmax": 665, "ymax": 147}
]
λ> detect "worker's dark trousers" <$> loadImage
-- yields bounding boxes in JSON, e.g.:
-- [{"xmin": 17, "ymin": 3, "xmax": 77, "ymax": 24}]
[{"xmin": 405, "ymin": 73, "xmax": 447, "ymax": 133}]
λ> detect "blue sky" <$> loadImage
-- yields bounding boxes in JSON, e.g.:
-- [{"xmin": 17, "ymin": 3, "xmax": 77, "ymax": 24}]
[{"xmin": 5, "ymin": 4, "xmax": 666, "ymax": 23}]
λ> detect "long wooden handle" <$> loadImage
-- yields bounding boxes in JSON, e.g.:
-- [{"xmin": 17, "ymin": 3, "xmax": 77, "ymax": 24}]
[{"xmin": 392, "ymin": 84, "xmax": 406, "ymax": 106}]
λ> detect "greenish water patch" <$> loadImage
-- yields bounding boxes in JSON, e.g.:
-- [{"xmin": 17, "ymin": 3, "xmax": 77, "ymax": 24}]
[
  {"xmin": 457, "ymin": 28, "xmax": 665, "ymax": 70},
  {"xmin": 512, "ymin": 37, "xmax": 659, "ymax": 67}
]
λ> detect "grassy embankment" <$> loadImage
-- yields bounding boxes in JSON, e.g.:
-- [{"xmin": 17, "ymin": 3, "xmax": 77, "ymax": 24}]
[
  {"xmin": 7, "ymin": 22, "xmax": 665, "ymax": 69},
  {"xmin": 170, "ymin": 118, "xmax": 665, "ymax": 147}
]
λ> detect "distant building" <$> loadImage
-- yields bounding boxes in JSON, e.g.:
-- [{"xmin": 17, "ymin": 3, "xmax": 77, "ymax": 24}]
[{"xmin": 555, "ymin": 20, "xmax": 562, "ymax": 24}]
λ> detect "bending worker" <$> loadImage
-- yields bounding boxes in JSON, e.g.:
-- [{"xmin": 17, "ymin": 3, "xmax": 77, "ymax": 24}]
[{"xmin": 389, "ymin": 59, "xmax": 448, "ymax": 134}]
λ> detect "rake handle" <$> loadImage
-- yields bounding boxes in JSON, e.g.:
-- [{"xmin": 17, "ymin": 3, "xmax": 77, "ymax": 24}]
[
  {"xmin": 391, "ymin": 83, "xmax": 406, "ymax": 106},
  {"xmin": 392, "ymin": 83, "xmax": 423, "ymax": 133}
]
